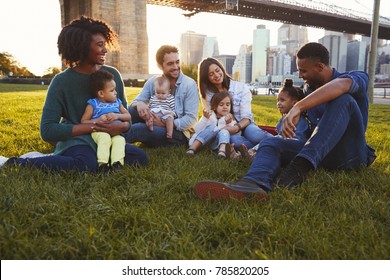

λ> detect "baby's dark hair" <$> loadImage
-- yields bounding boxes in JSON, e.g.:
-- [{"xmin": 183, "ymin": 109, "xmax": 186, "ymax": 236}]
[
  {"xmin": 210, "ymin": 92, "xmax": 234, "ymax": 115},
  {"xmin": 278, "ymin": 79, "xmax": 305, "ymax": 101},
  {"xmin": 58, "ymin": 16, "xmax": 119, "ymax": 67},
  {"xmin": 90, "ymin": 70, "xmax": 114, "ymax": 98}
]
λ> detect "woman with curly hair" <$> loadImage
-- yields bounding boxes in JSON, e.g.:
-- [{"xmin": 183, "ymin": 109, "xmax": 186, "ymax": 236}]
[{"xmin": 0, "ymin": 16, "xmax": 147, "ymax": 171}]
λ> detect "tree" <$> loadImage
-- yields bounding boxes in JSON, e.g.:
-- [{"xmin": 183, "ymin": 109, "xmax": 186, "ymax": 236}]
[
  {"xmin": 42, "ymin": 67, "xmax": 61, "ymax": 78},
  {"xmin": 181, "ymin": 64, "xmax": 198, "ymax": 82},
  {"xmin": 0, "ymin": 52, "xmax": 13, "ymax": 75},
  {"xmin": 0, "ymin": 52, "xmax": 35, "ymax": 76}
]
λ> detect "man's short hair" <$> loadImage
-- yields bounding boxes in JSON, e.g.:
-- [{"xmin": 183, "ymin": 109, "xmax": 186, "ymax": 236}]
[
  {"xmin": 156, "ymin": 45, "xmax": 179, "ymax": 66},
  {"xmin": 296, "ymin": 42, "xmax": 329, "ymax": 65}
]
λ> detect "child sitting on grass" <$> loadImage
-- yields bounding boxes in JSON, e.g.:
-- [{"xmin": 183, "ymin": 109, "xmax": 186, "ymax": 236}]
[
  {"xmin": 81, "ymin": 70, "xmax": 131, "ymax": 172},
  {"xmin": 237, "ymin": 78, "xmax": 310, "ymax": 160},
  {"xmin": 187, "ymin": 91, "xmax": 240, "ymax": 158}
]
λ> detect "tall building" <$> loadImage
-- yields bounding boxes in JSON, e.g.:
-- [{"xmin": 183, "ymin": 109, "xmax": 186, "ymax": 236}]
[
  {"xmin": 267, "ymin": 45, "xmax": 291, "ymax": 76},
  {"xmin": 347, "ymin": 40, "xmax": 367, "ymax": 71},
  {"xmin": 320, "ymin": 32, "xmax": 348, "ymax": 72},
  {"xmin": 232, "ymin": 45, "xmax": 252, "ymax": 83},
  {"xmin": 180, "ymin": 31, "xmax": 206, "ymax": 66},
  {"xmin": 278, "ymin": 24, "xmax": 308, "ymax": 56},
  {"xmin": 379, "ymin": 64, "xmax": 390, "ymax": 77},
  {"xmin": 252, "ymin": 25, "xmax": 270, "ymax": 82},
  {"xmin": 377, "ymin": 44, "xmax": 390, "ymax": 74},
  {"xmin": 214, "ymin": 55, "xmax": 236, "ymax": 77},
  {"xmin": 276, "ymin": 24, "xmax": 308, "ymax": 76},
  {"xmin": 203, "ymin": 37, "xmax": 219, "ymax": 58}
]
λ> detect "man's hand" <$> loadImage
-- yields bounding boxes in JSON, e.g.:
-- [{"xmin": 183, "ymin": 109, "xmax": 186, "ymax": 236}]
[
  {"xmin": 93, "ymin": 121, "xmax": 130, "ymax": 136},
  {"xmin": 136, "ymin": 102, "xmax": 151, "ymax": 121},
  {"xmin": 281, "ymin": 106, "xmax": 301, "ymax": 139}
]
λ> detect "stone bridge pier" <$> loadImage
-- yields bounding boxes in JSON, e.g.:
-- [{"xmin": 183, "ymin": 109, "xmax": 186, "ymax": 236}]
[{"xmin": 59, "ymin": 0, "xmax": 149, "ymax": 79}]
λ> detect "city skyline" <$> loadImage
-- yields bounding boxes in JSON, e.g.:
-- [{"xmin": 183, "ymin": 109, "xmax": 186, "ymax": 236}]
[
  {"xmin": 182, "ymin": 26, "xmax": 390, "ymax": 85},
  {"xmin": 1, "ymin": 0, "xmax": 390, "ymax": 76}
]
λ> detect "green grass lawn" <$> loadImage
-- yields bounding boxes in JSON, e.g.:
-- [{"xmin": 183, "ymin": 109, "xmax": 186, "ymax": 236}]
[{"xmin": 0, "ymin": 83, "xmax": 389, "ymax": 259}]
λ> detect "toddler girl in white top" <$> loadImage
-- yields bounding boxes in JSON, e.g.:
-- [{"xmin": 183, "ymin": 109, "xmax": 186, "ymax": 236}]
[{"xmin": 187, "ymin": 92, "xmax": 240, "ymax": 158}]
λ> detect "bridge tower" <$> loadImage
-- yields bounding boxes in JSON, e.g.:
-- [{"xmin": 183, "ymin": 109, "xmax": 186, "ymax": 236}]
[{"xmin": 59, "ymin": 0, "xmax": 149, "ymax": 79}]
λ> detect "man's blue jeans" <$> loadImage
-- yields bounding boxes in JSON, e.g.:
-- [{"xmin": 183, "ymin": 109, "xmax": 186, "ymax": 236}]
[
  {"xmin": 244, "ymin": 94, "xmax": 375, "ymax": 191},
  {"xmin": 124, "ymin": 107, "xmax": 188, "ymax": 147}
]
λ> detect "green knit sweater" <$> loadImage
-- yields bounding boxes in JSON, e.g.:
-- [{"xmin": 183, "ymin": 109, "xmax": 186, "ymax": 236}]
[{"xmin": 40, "ymin": 66, "xmax": 126, "ymax": 155}]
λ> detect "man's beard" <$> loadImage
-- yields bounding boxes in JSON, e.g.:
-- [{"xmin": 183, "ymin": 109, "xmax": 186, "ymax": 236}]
[{"xmin": 307, "ymin": 81, "xmax": 321, "ymax": 90}]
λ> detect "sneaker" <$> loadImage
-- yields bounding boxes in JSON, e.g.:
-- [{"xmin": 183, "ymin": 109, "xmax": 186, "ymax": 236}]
[
  {"xmin": 194, "ymin": 179, "xmax": 269, "ymax": 202},
  {"xmin": 19, "ymin": 151, "xmax": 52, "ymax": 159},
  {"xmin": 277, "ymin": 157, "xmax": 313, "ymax": 188},
  {"xmin": 98, "ymin": 163, "xmax": 110, "ymax": 174},
  {"xmin": 111, "ymin": 161, "xmax": 123, "ymax": 172},
  {"xmin": 0, "ymin": 156, "xmax": 9, "ymax": 168}
]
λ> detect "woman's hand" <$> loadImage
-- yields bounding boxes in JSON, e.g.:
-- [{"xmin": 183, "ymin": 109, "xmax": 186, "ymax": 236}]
[
  {"xmin": 224, "ymin": 125, "xmax": 239, "ymax": 135},
  {"xmin": 93, "ymin": 121, "xmax": 130, "ymax": 136}
]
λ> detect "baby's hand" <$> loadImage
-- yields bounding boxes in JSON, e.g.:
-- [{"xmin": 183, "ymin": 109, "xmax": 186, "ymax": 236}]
[
  {"xmin": 106, "ymin": 113, "xmax": 118, "ymax": 121},
  {"xmin": 99, "ymin": 114, "xmax": 108, "ymax": 121}
]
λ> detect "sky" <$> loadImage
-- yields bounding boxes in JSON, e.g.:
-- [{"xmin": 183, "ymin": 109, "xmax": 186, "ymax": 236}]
[{"xmin": 0, "ymin": 0, "xmax": 389, "ymax": 76}]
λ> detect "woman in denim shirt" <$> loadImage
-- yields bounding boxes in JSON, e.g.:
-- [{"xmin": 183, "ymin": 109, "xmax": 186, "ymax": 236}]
[{"xmin": 197, "ymin": 57, "xmax": 270, "ymax": 154}]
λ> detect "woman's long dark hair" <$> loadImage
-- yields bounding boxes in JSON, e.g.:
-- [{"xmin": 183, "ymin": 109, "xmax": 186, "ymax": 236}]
[
  {"xmin": 57, "ymin": 16, "xmax": 119, "ymax": 68},
  {"xmin": 198, "ymin": 57, "xmax": 232, "ymax": 99}
]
